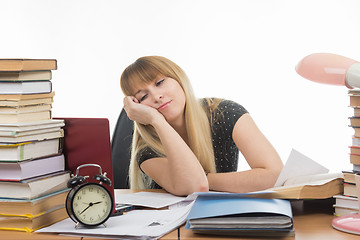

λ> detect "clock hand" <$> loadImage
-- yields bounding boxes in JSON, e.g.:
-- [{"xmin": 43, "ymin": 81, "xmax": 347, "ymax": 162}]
[
  {"xmin": 92, "ymin": 201, "xmax": 102, "ymax": 205},
  {"xmin": 79, "ymin": 202, "xmax": 94, "ymax": 215}
]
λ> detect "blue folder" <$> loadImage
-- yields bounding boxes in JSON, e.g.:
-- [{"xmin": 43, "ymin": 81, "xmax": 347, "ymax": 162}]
[{"xmin": 185, "ymin": 195, "xmax": 293, "ymax": 236}]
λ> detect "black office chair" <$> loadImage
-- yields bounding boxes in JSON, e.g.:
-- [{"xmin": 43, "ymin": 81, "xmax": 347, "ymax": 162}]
[{"xmin": 111, "ymin": 109, "xmax": 134, "ymax": 189}]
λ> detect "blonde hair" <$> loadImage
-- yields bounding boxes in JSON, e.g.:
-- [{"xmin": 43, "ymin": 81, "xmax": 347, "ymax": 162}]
[{"xmin": 120, "ymin": 56, "xmax": 216, "ymax": 189}]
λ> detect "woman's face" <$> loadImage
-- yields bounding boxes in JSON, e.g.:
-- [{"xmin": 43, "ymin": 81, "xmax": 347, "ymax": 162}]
[{"xmin": 133, "ymin": 75, "xmax": 186, "ymax": 124}]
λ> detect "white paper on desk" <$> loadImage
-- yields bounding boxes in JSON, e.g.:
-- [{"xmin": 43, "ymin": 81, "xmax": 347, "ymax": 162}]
[
  {"xmin": 37, "ymin": 201, "xmax": 194, "ymax": 239},
  {"xmin": 274, "ymin": 149, "xmax": 329, "ymax": 187},
  {"xmin": 115, "ymin": 191, "xmax": 188, "ymax": 208}
]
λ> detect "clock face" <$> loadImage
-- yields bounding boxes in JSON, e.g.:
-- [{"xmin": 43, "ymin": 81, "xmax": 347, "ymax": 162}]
[{"xmin": 68, "ymin": 183, "xmax": 113, "ymax": 226}]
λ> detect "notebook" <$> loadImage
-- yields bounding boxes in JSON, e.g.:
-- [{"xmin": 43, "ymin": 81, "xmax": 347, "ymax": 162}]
[{"xmin": 55, "ymin": 117, "xmax": 115, "ymax": 210}]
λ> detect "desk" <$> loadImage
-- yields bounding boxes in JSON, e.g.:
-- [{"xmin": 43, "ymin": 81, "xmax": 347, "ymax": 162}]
[{"xmin": 0, "ymin": 191, "xmax": 358, "ymax": 240}]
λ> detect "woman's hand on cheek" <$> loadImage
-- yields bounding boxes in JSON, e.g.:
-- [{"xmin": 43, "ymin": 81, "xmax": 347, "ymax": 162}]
[{"xmin": 123, "ymin": 96, "xmax": 164, "ymax": 125}]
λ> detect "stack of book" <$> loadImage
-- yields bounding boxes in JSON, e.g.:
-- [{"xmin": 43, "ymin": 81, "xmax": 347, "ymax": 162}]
[
  {"xmin": 0, "ymin": 59, "xmax": 70, "ymax": 232},
  {"xmin": 333, "ymin": 89, "xmax": 360, "ymax": 216}
]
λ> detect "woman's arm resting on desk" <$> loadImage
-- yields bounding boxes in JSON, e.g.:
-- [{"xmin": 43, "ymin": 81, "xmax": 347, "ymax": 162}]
[
  {"xmin": 207, "ymin": 113, "xmax": 283, "ymax": 193},
  {"xmin": 140, "ymin": 118, "xmax": 209, "ymax": 196}
]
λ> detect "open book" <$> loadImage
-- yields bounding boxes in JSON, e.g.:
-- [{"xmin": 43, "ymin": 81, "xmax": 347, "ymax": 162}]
[
  {"xmin": 267, "ymin": 149, "xmax": 344, "ymax": 199},
  {"xmin": 268, "ymin": 172, "xmax": 343, "ymax": 199}
]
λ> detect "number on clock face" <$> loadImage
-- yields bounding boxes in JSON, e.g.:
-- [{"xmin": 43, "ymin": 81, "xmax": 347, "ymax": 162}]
[{"xmin": 72, "ymin": 184, "xmax": 112, "ymax": 225}]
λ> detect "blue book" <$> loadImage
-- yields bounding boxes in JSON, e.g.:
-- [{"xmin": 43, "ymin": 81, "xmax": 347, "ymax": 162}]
[{"xmin": 185, "ymin": 195, "xmax": 294, "ymax": 237}]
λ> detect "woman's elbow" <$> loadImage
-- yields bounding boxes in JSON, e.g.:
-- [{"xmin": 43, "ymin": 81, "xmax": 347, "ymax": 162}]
[{"xmin": 171, "ymin": 180, "xmax": 209, "ymax": 196}]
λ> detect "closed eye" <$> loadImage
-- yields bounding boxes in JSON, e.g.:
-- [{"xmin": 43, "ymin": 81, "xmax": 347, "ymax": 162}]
[
  {"xmin": 139, "ymin": 94, "xmax": 148, "ymax": 103},
  {"xmin": 156, "ymin": 79, "xmax": 165, "ymax": 86}
]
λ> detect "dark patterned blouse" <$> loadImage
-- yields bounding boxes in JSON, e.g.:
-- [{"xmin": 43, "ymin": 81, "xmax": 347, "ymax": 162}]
[{"xmin": 137, "ymin": 98, "xmax": 248, "ymax": 188}]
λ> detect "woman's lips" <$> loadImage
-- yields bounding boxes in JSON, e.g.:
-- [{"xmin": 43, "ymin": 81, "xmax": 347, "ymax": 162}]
[{"xmin": 158, "ymin": 101, "xmax": 171, "ymax": 111}]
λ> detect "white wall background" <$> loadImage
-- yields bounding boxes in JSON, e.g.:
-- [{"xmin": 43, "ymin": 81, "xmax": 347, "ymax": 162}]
[{"xmin": 1, "ymin": 0, "xmax": 360, "ymax": 172}]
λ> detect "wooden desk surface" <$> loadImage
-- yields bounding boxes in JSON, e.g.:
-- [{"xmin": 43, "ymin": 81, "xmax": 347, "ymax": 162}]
[{"xmin": 0, "ymin": 192, "xmax": 358, "ymax": 240}]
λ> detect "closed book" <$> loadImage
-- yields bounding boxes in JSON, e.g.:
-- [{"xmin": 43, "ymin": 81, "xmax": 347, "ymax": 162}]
[
  {"xmin": 0, "ymin": 119, "xmax": 64, "ymax": 135},
  {"xmin": 352, "ymin": 127, "xmax": 360, "ymax": 138},
  {"xmin": 352, "ymin": 136, "xmax": 360, "ymax": 147},
  {"xmin": 349, "ymin": 146, "xmax": 360, "ymax": 155},
  {"xmin": 0, "ymin": 71, "xmax": 52, "ymax": 81},
  {"xmin": 0, "ymin": 171, "xmax": 70, "ymax": 199},
  {"xmin": 185, "ymin": 194, "xmax": 293, "ymax": 237},
  {"xmin": 350, "ymin": 153, "xmax": 360, "ymax": 165},
  {"xmin": 0, "ymin": 126, "xmax": 61, "ymax": 138},
  {"xmin": 0, "ymin": 129, "xmax": 63, "ymax": 143},
  {"xmin": 0, "ymin": 138, "xmax": 61, "ymax": 162},
  {"xmin": 333, "ymin": 195, "xmax": 358, "ymax": 209},
  {"xmin": 350, "ymin": 117, "xmax": 360, "ymax": 127},
  {"xmin": 0, "ymin": 92, "xmax": 54, "ymax": 107},
  {"xmin": 353, "ymin": 107, "xmax": 360, "ymax": 117},
  {"xmin": 0, "ymin": 205, "xmax": 67, "ymax": 232},
  {"xmin": 0, "ymin": 189, "xmax": 69, "ymax": 216},
  {"xmin": 344, "ymin": 182, "xmax": 357, "ymax": 197},
  {"xmin": 0, "ymin": 104, "xmax": 51, "ymax": 114},
  {"xmin": 0, "ymin": 59, "xmax": 57, "ymax": 71},
  {"xmin": 0, "ymin": 81, "xmax": 52, "ymax": 95},
  {"xmin": 0, "ymin": 154, "xmax": 65, "ymax": 181},
  {"xmin": 0, "ymin": 92, "xmax": 54, "ymax": 101},
  {"xmin": 333, "ymin": 205, "xmax": 358, "ymax": 217},
  {"xmin": 350, "ymin": 94, "xmax": 360, "ymax": 107},
  {"xmin": 0, "ymin": 110, "xmax": 51, "ymax": 124},
  {"xmin": 342, "ymin": 170, "xmax": 358, "ymax": 184}
]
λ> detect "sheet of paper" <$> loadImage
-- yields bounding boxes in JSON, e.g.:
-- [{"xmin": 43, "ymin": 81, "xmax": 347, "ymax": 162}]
[
  {"xmin": 274, "ymin": 149, "xmax": 329, "ymax": 187},
  {"xmin": 192, "ymin": 190, "xmax": 276, "ymax": 198},
  {"xmin": 37, "ymin": 201, "xmax": 194, "ymax": 239},
  {"xmin": 115, "ymin": 191, "xmax": 188, "ymax": 208}
]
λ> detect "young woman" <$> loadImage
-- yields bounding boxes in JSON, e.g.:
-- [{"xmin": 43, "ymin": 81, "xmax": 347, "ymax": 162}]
[{"xmin": 120, "ymin": 56, "xmax": 283, "ymax": 196}]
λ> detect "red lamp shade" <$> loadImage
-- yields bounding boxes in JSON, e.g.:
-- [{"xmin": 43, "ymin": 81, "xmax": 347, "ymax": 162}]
[{"xmin": 295, "ymin": 53, "xmax": 360, "ymax": 88}]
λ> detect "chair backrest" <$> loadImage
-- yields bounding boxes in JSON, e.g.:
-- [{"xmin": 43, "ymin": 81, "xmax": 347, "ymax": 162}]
[{"xmin": 111, "ymin": 109, "xmax": 134, "ymax": 189}]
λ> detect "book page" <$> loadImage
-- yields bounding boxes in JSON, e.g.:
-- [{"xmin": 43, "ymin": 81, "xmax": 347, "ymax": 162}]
[
  {"xmin": 274, "ymin": 149, "xmax": 329, "ymax": 187},
  {"xmin": 283, "ymin": 172, "xmax": 343, "ymax": 186}
]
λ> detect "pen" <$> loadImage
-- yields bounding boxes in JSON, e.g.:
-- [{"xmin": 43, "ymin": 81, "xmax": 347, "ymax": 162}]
[{"xmin": 111, "ymin": 203, "xmax": 143, "ymax": 217}]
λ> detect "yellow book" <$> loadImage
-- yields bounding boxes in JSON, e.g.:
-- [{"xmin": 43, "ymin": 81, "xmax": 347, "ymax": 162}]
[{"xmin": 0, "ymin": 206, "xmax": 67, "ymax": 232}]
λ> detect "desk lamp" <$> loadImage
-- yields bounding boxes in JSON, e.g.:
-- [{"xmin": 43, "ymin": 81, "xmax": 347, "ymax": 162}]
[
  {"xmin": 295, "ymin": 52, "xmax": 360, "ymax": 88},
  {"xmin": 296, "ymin": 53, "xmax": 360, "ymax": 235}
]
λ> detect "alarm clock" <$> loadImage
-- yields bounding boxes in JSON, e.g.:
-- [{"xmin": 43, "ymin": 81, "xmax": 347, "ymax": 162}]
[{"xmin": 65, "ymin": 163, "xmax": 113, "ymax": 228}]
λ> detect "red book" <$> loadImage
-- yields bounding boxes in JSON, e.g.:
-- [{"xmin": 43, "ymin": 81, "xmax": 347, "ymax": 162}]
[{"xmin": 55, "ymin": 118, "xmax": 115, "ymax": 211}]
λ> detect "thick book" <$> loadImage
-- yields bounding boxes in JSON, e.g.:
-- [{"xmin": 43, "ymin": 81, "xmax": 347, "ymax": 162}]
[
  {"xmin": 0, "ymin": 110, "xmax": 51, "ymax": 123},
  {"xmin": 0, "ymin": 92, "xmax": 54, "ymax": 107},
  {"xmin": 268, "ymin": 149, "xmax": 344, "ymax": 199},
  {"xmin": 342, "ymin": 170, "xmax": 358, "ymax": 184},
  {"xmin": 0, "ymin": 104, "xmax": 51, "ymax": 114},
  {"xmin": 0, "ymin": 59, "xmax": 57, "ymax": 71},
  {"xmin": 185, "ymin": 195, "xmax": 293, "ymax": 237},
  {"xmin": 334, "ymin": 205, "xmax": 358, "ymax": 217},
  {"xmin": 0, "ymin": 70, "xmax": 52, "ymax": 81},
  {"xmin": 0, "ymin": 189, "xmax": 69, "ymax": 217},
  {"xmin": 0, "ymin": 154, "xmax": 65, "ymax": 181},
  {"xmin": 0, "ymin": 80, "xmax": 52, "ymax": 95},
  {"xmin": 0, "ymin": 129, "xmax": 63, "ymax": 143},
  {"xmin": 333, "ymin": 195, "xmax": 358, "ymax": 210},
  {"xmin": 268, "ymin": 172, "xmax": 344, "ymax": 199},
  {"xmin": 0, "ymin": 205, "xmax": 67, "ymax": 232},
  {"xmin": 0, "ymin": 171, "xmax": 70, "ymax": 199},
  {"xmin": 344, "ymin": 182, "xmax": 356, "ymax": 197},
  {"xmin": 0, "ymin": 138, "xmax": 61, "ymax": 162},
  {"xmin": 0, "ymin": 119, "xmax": 64, "ymax": 135}
]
